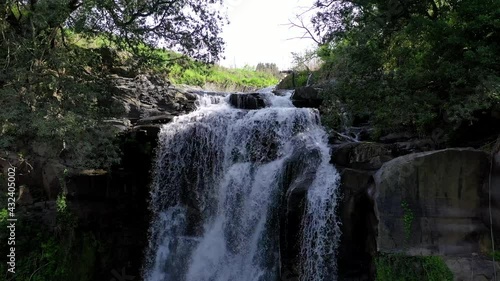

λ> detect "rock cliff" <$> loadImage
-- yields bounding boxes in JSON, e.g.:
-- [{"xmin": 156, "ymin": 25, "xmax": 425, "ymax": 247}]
[{"xmin": 331, "ymin": 140, "xmax": 500, "ymax": 280}]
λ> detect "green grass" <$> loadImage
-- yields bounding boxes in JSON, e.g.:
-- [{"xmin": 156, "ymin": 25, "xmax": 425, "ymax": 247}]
[
  {"xmin": 167, "ymin": 64, "xmax": 279, "ymax": 89},
  {"xmin": 65, "ymin": 31, "xmax": 279, "ymax": 89},
  {"xmin": 376, "ymin": 254, "xmax": 453, "ymax": 281}
]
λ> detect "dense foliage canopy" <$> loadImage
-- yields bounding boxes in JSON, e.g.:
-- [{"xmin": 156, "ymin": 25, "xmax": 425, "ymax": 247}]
[
  {"xmin": 312, "ymin": 0, "xmax": 500, "ymax": 138},
  {"xmin": 0, "ymin": 0, "xmax": 226, "ymax": 168}
]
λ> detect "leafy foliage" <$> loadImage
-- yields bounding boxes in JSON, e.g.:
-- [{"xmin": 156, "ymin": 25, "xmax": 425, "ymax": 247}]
[
  {"xmin": 312, "ymin": 0, "xmax": 500, "ymax": 137},
  {"xmin": 0, "ymin": 213, "xmax": 98, "ymax": 281},
  {"xmin": 376, "ymin": 254, "xmax": 453, "ymax": 281},
  {"xmin": 0, "ymin": 0, "xmax": 227, "ymax": 169},
  {"xmin": 0, "ymin": 189, "xmax": 95, "ymax": 281}
]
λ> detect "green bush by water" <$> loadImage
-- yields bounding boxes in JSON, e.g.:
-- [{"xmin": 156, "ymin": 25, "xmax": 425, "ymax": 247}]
[
  {"xmin": 0, "ymin": 194, "xmax": 99, "ymax": 281},
  {"xmin": 67, "ymin": 31, "xmax": 279, "ymax": 89},
  {"xmin": 376, "ymin": 254, "xmax": 453, "ymax": 281}
]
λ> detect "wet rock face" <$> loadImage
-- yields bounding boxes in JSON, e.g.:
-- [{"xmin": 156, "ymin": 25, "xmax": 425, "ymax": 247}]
[
  {"xmin": 331, "ymin": 141, "xmax": 439, "ymax": 171},
  {"xmin": 331, "ymin": 141, "xmax": 497, "ymax": 280},
  {"xmin": 444, "ymin": 257, "xmax": 500, "ymax": 281},
  {"xmin": 291, "ymin": 86, "xmax": 322, "ymax": 108},
  {"xmin": 279, "ymin": 145, "xmax": 322, "ymax": 281},
  {"xmin": 228, "ymin": 93, "xmax": 267, "ymax": 109},
  {"xmin": 331, "ymin": 143, "xmax": 382, "ymax": 280},
  {"xmin": 336, "ymin": 168, "xmax": 377, "ymax": 280},
  {"xmin": 332, "ymin": 143, "xmax": 393, "ymax": 170},
  {"xmin": 374, "ymin": 148, "xmax": 490, "ymax": 256},
  {"xmin": 111, "ymin": 74, "xmax": 197, "ymax": 126},
  {"xmin": 65, "ymin": 129, "xmax": 160, "ymax": 280}
]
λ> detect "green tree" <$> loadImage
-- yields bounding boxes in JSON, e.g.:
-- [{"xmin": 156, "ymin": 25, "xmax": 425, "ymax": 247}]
[
  {"xmin": 311, "ymin": 0, "xmax": 500, "ymax": 137},
  {"xmin": 0, "ymin": 0, "xmax": 227, "ymax": 169}
]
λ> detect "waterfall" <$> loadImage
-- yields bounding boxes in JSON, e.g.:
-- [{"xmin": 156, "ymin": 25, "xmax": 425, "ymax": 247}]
[{"xmin": 143, "ymin": 89, "xmax": 341, "ymax": 281}]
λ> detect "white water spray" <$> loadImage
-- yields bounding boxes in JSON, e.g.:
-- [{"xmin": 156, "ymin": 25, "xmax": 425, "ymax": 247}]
[{"xmin": 143, "ymin": 89, "xmax": 341, "ymax": 281}]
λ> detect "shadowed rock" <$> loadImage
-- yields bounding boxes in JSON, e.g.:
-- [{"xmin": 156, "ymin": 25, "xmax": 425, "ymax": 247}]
[
  {"xmin": 229, "ymin": 93, "xmax": 266, "ymax": 109},
  {"xmin": 135, "ymin": 114, "xmax": 174, "ymax": 125},
  {"xmin": 374, "ymin": 148, "xmax": 489, "ymax": 256},
  {"xmin": 291, "ymin": 86, "xmax": 322, "ymax": 108}
]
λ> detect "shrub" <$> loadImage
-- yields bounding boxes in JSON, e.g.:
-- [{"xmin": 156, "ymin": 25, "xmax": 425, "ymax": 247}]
[{"xmin": 376, "ymin": 254, "xmax": 453, "ymax": 281}]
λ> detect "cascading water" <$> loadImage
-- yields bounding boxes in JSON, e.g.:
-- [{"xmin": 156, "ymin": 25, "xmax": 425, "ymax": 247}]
[{"xmin": 143, "ymin": 89, "xmax": 341, "ymax": 281}]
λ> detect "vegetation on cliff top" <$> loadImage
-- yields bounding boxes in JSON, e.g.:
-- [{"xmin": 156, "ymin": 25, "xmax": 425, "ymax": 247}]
[
  {"xmin": 68, "ymin": 31, "xmax": 280, "ymax": 89},
  {"xmin": 166, "ymin": 63, "xmax": 279, "ymax": 89},
  {"xmin": 304, "ymin": 0, "xmax": 500, "ymax": 141},
  {"xmin": 0, "ymin": 0, "xmax": 278, "ymax": 171}
]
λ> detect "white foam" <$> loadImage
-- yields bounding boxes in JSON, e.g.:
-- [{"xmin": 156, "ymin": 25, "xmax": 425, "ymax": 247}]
[{"xmin": 143, "ymin": 91, "xmax": 341, "ymax": 281}]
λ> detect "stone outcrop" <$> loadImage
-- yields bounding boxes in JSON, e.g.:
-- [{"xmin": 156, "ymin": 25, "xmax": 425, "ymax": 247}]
[
  {"xmin": 332, "ymin": 142, "xmax": 394, "ymax": 170},
  {"xmin": 331, "ymin": 143, "xmax": 390, "ymax": 280},
  {"xmin": 374, "ymin": 148, "xmax": 489, "ymax": 255},
  {"xmin": 331, "ymin": 141, "xmax": 499, "ymax": 280},
  {"xmin": 280, "ymin": 143, "xmax": 323, "ymax": 280},
  {"xmin": 291, "ymin": 86, "xmax": 322, "ymax": 108},
  {"xmin": 228, "ymin": 93, "xmax": 267, "ymax": 109},
  {"xmin": 111, "ymin": 74, "xmax": 198, "ymax": 127},
  {"xmin": 444, "ymin": 257, "xmax": 500, "ymax": 281}
]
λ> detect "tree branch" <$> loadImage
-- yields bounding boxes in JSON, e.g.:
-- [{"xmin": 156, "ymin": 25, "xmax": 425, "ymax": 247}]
[{"xmin": 286, "ymin": 15, "xmax": 321, "ymax": 44}]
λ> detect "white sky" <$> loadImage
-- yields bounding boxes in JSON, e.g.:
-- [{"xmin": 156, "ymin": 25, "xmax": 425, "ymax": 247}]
[{"xmin": 219, "ymin": 0, "xmax": 317, "ymax": 70}]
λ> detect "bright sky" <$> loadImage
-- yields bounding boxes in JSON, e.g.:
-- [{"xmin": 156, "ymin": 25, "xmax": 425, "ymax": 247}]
[{"xmin": 219, "ymin": 0, "xmax": 317, "ymax": 70}]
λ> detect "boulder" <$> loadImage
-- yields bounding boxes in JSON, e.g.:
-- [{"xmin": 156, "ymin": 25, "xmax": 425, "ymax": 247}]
[
  {"xmin": 374, "ymin": 148, "xmax": 490, "ymax": 256},
  {"xmin": 331, "ymin": 142, "xmax": 393, "ymax": 170},
  {"xmin": 112, "ymin": 74, "xmax": 196, "ymax": 124},
  {"xmin": 135, "ymin": 114, "xmax": 174, "ymax": 125},
  {"xmin": 444, "ymin": 257, "xmax": 500, "ymax": 281},
  {"xmin": 103, "ymin": 118, "xmax": 132, "ymax": 132},
  {"xmin": 228, "ymin": 93, "xmax": 266, "ymax": 109},
  {"xmin": 379, "ymin": 132, "xmax": 417, "ymax": 143},
  {"xmin": 110, "ymin": 66, "xmax": 137, "ymax": 78},
  {"xmin": 291, "ymin": 86, "xmax": 322, "ymax": 108}
]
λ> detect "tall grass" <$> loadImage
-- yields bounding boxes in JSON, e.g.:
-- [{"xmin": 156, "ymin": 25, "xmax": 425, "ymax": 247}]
[
  {"xmin": 167, "ymin": 64, "xmax": 279, "ymax": 89},
  {"xmin": 65, "ymin": 31, "xmax": 279, "ymax": 89}
]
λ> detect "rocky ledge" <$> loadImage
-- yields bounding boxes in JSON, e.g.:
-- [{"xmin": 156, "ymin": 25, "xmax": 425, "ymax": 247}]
[
  {"xmin": 331, "ymin": 140, "xmax": 500, "ymax": 280},
  {"xmin": 107, "ymin": 74, "xmax": 208, "ymax": 136}
]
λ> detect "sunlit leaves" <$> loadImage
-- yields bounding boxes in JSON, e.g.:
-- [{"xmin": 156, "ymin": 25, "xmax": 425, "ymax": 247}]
[
  {"xmin": 314, "ymin": 0, "xmax": 500, "ymax": 135},
  {"xmin": 0, "ymin": 0, "xmax": 227, "ymax": 169}
]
